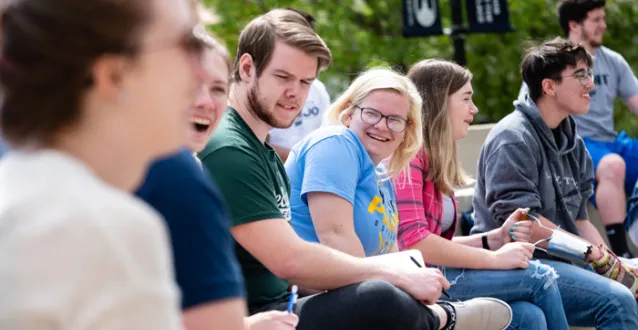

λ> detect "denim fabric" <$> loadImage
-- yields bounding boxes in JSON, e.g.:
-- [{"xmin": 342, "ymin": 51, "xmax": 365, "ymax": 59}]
[{"xmin": 440, "ymin": 260, "xmax": 568, "ymax": 330}]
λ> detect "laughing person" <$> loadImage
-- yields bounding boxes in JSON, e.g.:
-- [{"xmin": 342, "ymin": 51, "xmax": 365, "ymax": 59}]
[{"xmin": 136, "ymin": 34, "xmax": 298, "ymax": 330}]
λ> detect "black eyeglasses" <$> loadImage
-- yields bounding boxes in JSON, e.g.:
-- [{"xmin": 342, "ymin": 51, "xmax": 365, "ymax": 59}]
[
  {"xmin": 554, "ymin": 69, "xmax": 593, "ymax": 86},
  {"xmin": 353, "ymin": 105, "xmax": 409, "ymax": 133}
]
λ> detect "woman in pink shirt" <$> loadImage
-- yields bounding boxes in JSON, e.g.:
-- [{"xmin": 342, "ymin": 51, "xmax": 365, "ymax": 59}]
[{"xmin": 395, "ymin": 59, "xmax": 570, "ymax": 330}]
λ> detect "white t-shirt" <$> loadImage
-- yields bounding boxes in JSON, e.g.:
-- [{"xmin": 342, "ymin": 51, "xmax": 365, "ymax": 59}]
[
  {"xmin": 0, "ymin": 150, "xmax": 182, "ymax": 330},
  {"xmin": 269, "ymin": 79, "xmax": 331, "ymax": 149}
]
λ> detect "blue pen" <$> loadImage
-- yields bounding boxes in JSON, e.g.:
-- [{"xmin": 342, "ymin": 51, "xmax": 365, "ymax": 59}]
[{"xmin": 287, "ymin": 285, "xmax": 298, "ymax": 313}]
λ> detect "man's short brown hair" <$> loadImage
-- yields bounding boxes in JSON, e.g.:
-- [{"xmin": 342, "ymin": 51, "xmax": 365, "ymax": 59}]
[{"xmin": 231, "ymin": 8, "xmax": 331, "ymax": 83}]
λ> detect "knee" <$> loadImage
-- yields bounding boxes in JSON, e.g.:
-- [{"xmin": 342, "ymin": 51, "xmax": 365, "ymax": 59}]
[
  {"xmin": 355, "ymin": 280, "xmax": 424, "ymax": 325},
  {"xmin": 595, "ymin": 281, "xmax": 638, "ymax": 316},
  {"xmin": 509, "ymin": 302, "xmax": 547, "ymax": 330},
  {"xmin": 526, "ymin": 260, "xmax": 560, "ymax": 292},
  {"xmin": 608, "ymin": 283, "xmax": 637, "ymax": 307},
  {"xmin": 597, "ymin": 154, "xmax": 626, "ymax": 183},
  {"xmin": 356, "ymin": 280, "xmax": 415, "ymax": 311}
]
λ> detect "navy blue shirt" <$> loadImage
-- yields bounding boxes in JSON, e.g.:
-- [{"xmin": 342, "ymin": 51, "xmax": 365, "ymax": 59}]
[
  {"xmin": 0, "ymin": 137, "xmax": 7, "ymax": 157},
  {"xmin": 136, "ymin": 149, "xmax": 245, "ymax": 309}
]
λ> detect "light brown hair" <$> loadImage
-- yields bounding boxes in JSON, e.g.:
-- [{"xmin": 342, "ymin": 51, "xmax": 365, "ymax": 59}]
[
  {"xmin": 407, "ymin": 59, "xmax": 473, "ymax": 194},
  {"xmin": 230, "ymin": 8, "xmax": 331, "ymax": 83}
]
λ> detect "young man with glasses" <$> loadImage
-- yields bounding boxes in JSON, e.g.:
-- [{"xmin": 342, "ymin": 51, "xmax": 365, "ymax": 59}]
[
  {"xmin": 519, "ymin": 0, "xmax": 638, "ymax": 257},
  {"xmin": 473, "ymin": 38, "xmax": 638, "ymax": 329}
]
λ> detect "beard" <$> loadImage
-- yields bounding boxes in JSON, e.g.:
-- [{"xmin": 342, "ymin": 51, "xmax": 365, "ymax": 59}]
[
  {"xmin": 247, "ymin": 82, "xmax": 298, "ymax": 129},
  {"xmin": 581, "ymin": 26, "xmax": 602, "ymax": 48}
]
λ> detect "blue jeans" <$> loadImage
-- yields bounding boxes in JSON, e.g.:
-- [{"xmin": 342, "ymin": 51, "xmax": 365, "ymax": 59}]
[
  {"xmin": 542, "ymin": 259, "xmax": 638, "ymax": 329},
  {"xmin": 441, "ymin": 260, "xmax": 569, "ymax": 330}
]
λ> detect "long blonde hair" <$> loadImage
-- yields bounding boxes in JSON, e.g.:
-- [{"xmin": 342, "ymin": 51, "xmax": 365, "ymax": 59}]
[
  {"xmin": 324, "ymin": 67, "xmax": 423, "ymax": 179},
  {"xmin": 406, "ymin": 59, "xmax": 472, "ymax": 194}
]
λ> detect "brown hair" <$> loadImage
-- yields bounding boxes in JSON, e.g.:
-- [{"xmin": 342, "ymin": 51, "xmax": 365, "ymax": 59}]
[
  {"xmin": 558, "ymin": 0, "xmax": 606, "ymax": 37},
  {"xmin": 407, "ymin": 59, "xmax": 473, "ymax": 194},
  {"xmin": 0, "ymin": 0, "xmax": 150, "ymax": 147},
  {"xmin": 521, "ymin": 37, "xmax": 593, "ymax": 102},
  {"xmin": 230, "ymin": 8, "xmax": 331, "ymax": 83}
]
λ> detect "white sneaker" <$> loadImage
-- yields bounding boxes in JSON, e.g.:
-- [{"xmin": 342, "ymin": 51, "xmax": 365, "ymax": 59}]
[{"xmin": 449, "ymin": 298, "xmax": 512, "ymax": 330}]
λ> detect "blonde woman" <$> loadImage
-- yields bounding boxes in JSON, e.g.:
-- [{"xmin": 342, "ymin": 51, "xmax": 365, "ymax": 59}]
[
  {"xmin": 286, "ymin": 67, "xmax": 513, "ymax": 330},
  {"xmin": 288, "ymin": 67, "xmax": 422, "ymax": 257},
  {"xmin": 395, "ymin": 59, "xmax": 570, "ymax": 330}
]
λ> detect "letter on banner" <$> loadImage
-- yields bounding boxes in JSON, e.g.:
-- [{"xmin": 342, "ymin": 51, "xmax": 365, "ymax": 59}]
[
  {"xmin": 403, "ymin": 0, "xmax": 444, "ymax": 37},
  {"xmin": 466, "ymin": 0, "xmax": 514, "ymax": 34}
]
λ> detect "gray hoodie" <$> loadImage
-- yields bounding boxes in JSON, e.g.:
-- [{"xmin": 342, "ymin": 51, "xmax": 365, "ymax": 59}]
[{"xmin": 470, "ymin": 97, "xmax": 594, "ymax": 236}]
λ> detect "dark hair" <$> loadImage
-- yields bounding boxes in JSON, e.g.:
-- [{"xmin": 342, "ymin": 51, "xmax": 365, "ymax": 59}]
[
  {"xmin": 558, "ymin": 0, "xmax": 606, "ymax": 37},
  {"xmin": 521, "ymin": 37, "xmax": 593, "ymax": 102},
  {"xmin": 0, "ymin": 0, "xmax": 150, "ymax": 147},
  {"xmin": 231, "ymin": 8, "xmax": 331, "ymax": 83}
]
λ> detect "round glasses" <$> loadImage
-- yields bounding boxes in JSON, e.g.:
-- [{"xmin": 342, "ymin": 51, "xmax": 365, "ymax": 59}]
[
  {"xmin": 554, "ymin": 69, "xmax": 593, "ymax": 86},
  {"xmin": 354, "ymin": 105, "xmax": 408, "ymax": 133}
]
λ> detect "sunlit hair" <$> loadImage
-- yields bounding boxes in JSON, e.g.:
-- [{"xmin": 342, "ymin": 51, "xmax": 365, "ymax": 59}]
[
  {"xmin": 406, "ymin": 59, "xmax": 472, "ymax": 194},
  {"xmin": 324, "ymin": 67, "xmax": 423, "ymax": 179},
  {"xmin": 189, "ymin": 0, "xmax": 231, "ymax": 72}
]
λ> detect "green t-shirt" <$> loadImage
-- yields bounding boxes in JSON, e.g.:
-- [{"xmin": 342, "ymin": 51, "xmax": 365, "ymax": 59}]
[{"xmin": 198, "ymin": 107, "xmax": 291, "ymax": 309}]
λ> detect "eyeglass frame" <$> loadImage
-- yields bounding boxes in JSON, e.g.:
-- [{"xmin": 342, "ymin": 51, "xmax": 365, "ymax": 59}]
[
  {"xmin": 552, "ymin": 68, "xmax": 594, "ymax": 86},
  {"xmin": 352, "ymin": 105, "xmax": 409, "ymax": 133}
]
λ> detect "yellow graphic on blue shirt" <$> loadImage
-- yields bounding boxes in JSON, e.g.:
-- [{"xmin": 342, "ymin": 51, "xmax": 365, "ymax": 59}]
[{"xmin": 367, "ymin": 180, "xmax": 398, "ymax": 255}]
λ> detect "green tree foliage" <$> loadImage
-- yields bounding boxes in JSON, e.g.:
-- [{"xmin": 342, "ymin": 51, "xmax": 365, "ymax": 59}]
[{"xmin": 205, "ymin": 0, "xmax": 638, "ymax": 135}]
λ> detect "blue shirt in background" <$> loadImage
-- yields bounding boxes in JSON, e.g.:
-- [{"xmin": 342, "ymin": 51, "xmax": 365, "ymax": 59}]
[
  {"xmin": 136, "ymin": 149, "xmax": 245, "ymax": 309},
  {"xmin": 286, "ymin": 126, "xmax": 398, "ymax": 256}
]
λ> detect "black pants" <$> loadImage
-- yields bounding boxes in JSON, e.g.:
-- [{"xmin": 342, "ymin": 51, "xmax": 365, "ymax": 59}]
[{"xmin": 250, "ymin": 280, "xmax": 440, "ymax": 330}]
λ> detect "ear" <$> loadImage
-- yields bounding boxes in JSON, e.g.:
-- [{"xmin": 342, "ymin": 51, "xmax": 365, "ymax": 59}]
[
  {"xmin": 568, "ymin": 20, "xmax": 580, "ymax": 33},
  {"xmin": 541, "ymin": 78, "xmax": 557, "ymax": 97},
  {"xmin": 238, "ymin": 53, "xmax": 255, "ymax": 83},
  {"xmin": 90, "ymin": 54, "xmax": 128, "ymax": 102}
]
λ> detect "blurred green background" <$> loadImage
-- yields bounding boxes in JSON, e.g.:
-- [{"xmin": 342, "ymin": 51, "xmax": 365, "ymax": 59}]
[{"xmin": 203, "ymin": 0, "xmax": 638, "ymax": 135}]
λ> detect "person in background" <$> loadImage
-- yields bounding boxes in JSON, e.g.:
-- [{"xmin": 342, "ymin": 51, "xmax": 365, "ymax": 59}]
[
  {"xmin": 269, "ymin": 79, "xmax": 330, "ymax": 162},
  {"xmin": 0, "ymin": 0, "xmax": 207, "ymax": 328}
]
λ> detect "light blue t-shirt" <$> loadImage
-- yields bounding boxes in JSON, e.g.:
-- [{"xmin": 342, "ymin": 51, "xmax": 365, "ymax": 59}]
[
  {"xmin": 518, "ymin": 46, "xmax": 638, "ymax": 142},
  {"xmin": 285, "ymin": 125, "xmax": 398, "ymax": 256}
]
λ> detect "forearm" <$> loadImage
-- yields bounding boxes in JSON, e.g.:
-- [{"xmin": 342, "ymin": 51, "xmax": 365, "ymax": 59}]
[
  {"xmin": 575, "ymin": 219, "xmax": 607, "ymax": 248},
  {"xmin": 530, "ymin": 216, "xmax": 607, "ymax": 258},
  {"xmin": 317, "ymin": 230, "xmax": 366, "ymax": 258},
  {"xmin": 453, "ymin": 229, "xmax": 504, "ymax": 250},
  {"xmin": 183, "ymin": 299, "xmax": 246, "ymax": 330},
  {"xmin": 284, "ymin": 240, "xmax": 400, "ymax": 290},
  {"xmin": 412, "ymin": 234, "xmax": 494, "ymax": 269},
  {"xmin": 625, "ymin": 94, "xmax": 638, "ymax": 118}
]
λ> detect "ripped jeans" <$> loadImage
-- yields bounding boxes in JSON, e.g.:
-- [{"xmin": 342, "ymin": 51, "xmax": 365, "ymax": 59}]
[{"xmin": 440, "ymin": 260, "xmax": 569, "ymax": 330}]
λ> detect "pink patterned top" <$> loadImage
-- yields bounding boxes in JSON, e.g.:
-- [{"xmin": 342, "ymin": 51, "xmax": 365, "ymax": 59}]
[{"xmin": 394, "ymin": 149, "xmax": 458, "ymax": 251}]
